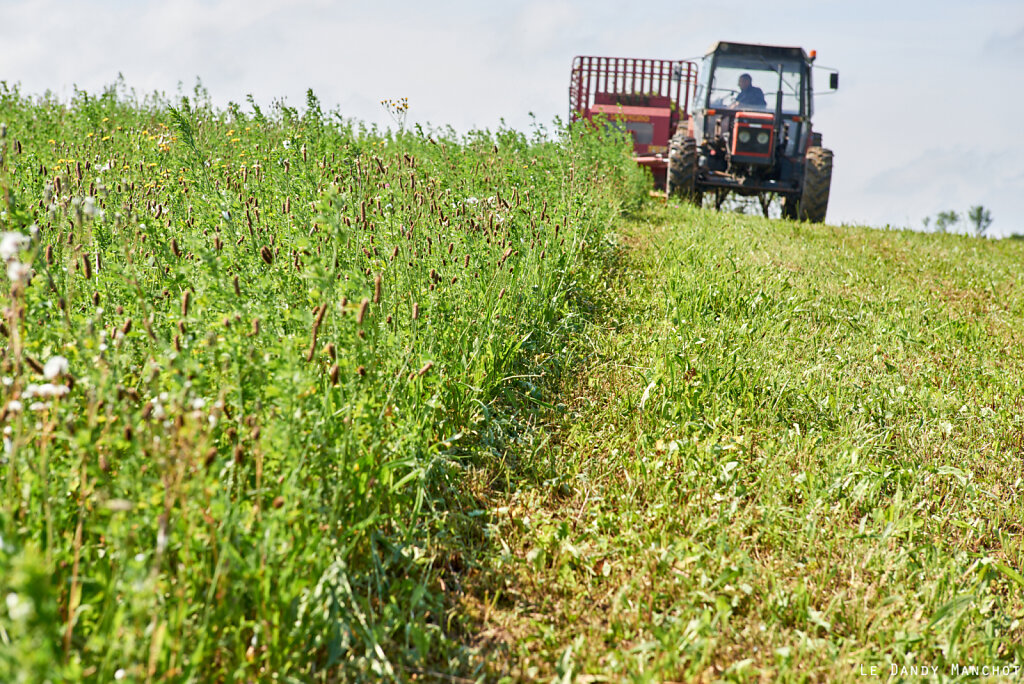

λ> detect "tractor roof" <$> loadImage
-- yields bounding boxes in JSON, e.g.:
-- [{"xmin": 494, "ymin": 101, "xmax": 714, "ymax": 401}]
[{"xmin": 707, "ymin": 41, "xmax": 808, "ymax": 62}]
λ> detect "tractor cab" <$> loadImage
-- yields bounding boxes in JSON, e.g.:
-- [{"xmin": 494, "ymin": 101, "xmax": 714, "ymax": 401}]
[{"xmin": 690, "ymin": 42, "xmax": 813, "ymax": 175}]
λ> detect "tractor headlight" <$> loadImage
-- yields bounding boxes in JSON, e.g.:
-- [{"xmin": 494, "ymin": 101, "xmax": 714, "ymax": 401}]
[
  {"xmin": 756, "ymin": 131, "xmax": 770, "ymax": 145},
  {"xmin": 738, "ymin": 130, "xmax": 751, "ymax": 144}
]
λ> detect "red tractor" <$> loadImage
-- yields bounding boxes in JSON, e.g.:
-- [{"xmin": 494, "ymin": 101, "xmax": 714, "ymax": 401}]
[{"xmin": 569, "ymin": 42, "xmax": 838, "ymax": 221}]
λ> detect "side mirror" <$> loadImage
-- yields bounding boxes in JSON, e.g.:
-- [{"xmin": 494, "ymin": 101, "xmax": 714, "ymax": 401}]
[{"xmin": 829, "ymin": 72, "xmax": 839, "ymax": 90}]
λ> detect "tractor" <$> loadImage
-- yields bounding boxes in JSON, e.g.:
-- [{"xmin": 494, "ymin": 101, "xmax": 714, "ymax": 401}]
[{"xmin": 569, "ymin": 42, "xmax": 838, "ymax": 221}]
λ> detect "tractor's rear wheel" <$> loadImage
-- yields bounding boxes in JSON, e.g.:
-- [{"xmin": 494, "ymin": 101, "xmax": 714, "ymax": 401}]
[
  {"xmin": 796, "ymin": 146, "xmax": 833, "ymax": 223},
  {"xmin": 666, "ymin": 135, "xmax": 697, "ymax": 202}
]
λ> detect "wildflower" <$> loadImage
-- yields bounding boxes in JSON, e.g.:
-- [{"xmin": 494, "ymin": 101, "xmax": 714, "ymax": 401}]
[
  {"xmin": 82, "ymin": 196, "xmax": 103, "ymax": 218},
  {"xmin": 0, "ymin": 232, "xmax": 30, "ymax": 262},
  {"xmin": 29, "ymin": 401, "xmax": 49, "ymax": 412},
  {"xmin": 25, "ymin": 383, "xmax": 70, "ymax": 399},
  {"xmin": 6, "ymin": 262, "xmax": 30, "ymax": 283},
  {"xmin": 6, "ymin": 400, "xmax": 22, "ymax": 413},
  {"xmin": 5, "ymin": 593, "xmax": 31, "ymax": 621},
  {"xmin": 43, "ymin": 356, "xmax": 69, "ymax": 380}
]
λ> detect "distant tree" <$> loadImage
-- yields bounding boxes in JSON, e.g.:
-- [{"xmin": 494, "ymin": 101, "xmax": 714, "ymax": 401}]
[
  {"xmin": 967, "ymin": 205, "xmax": 993, "ymax": 237},
  {"xmin": 922, "ymin": 216, "xmax": 931, "ymax": 230},
  {"xmin": 934, "ymin": 210, "xmax": 959, "ymax": 233}
]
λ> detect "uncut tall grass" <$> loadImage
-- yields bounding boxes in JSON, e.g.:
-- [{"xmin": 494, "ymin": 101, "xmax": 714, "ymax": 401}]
[{"xmin": 0, "ymin": 82, "xmax": 645, "ymax": 681}]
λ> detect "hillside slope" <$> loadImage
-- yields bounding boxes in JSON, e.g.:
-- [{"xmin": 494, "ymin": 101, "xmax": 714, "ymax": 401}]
[{"xmin": 1, "ymin": 84, "xmax": 1022, "ymax": 682}]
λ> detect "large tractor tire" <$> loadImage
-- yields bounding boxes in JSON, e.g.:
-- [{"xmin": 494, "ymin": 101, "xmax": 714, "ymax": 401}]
[
  {"xmin": 796, "ymin": 146, "xmax": 833, "ymax": 223},
  {"xmin": 666, "ymin": 134, "xmax": 698, "ymax": 202}
]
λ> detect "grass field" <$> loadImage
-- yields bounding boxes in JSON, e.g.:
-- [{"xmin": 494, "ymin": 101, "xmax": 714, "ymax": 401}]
[{"xmin": 1, "ymin": 84, "xmax": 1022, "ymax": 682}]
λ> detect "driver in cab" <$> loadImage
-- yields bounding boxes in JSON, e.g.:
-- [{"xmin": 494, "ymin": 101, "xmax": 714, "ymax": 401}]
[{"xmin": 732, "ymin": 73, "xmax": 766, "ymax": 108}]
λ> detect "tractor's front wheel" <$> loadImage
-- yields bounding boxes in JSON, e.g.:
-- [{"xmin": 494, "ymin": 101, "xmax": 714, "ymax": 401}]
[
  {"xmin": 796, "ymin": 146, "xmax": 833, "ymax": 223},
  {"xmin": 666, "ymin": 135, "xmax": 697, "ymax": 202}
]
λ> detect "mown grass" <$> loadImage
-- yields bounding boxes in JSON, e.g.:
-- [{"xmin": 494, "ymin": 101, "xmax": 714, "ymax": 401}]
[
  {"xmin": 467, "ymin": 203, "xmax": 1024, "ymax": 681},
  {"xmin": 0, "ymin": 82, "xmax": 647, "ymax": 681}
]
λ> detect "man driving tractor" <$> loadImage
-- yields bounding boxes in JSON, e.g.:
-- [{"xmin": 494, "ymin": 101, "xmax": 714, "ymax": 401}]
[{"xmin": 733, "ymin": 73, "xmax": 766, "ymax": 108}]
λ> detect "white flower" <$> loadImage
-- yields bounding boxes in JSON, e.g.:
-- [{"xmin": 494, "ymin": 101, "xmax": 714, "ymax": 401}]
[
  {"xmin": 190, "ymin": 398, "xmax": 206, "ymax": 410},
  {"xmin": 114, "ymin": 668, "xmax": 126, "ymax": 680},
  {"xmin": 0, "ymin": 232, "xmax": 30, "ymax": 262},
  {"xmin": 43, "ymin": 356, "xmax": 69, "ymax": 380},
  {"xmin": 282, "ymin": 140, "xmax": 291, "ymax": 149},
  {"xmin": 6, "ymin": 400, "xmax": 22, "ymax": 413},
  {"xmin": 464, "ymin": 197, "xmax": 480, "ymax": 205},
  {"xmin": 82, "ymin": 197, "xmax": 102, "ymax": 218},
  {"xmin": 5, "ymin": 592, "xmax": 31, "ymax": 621},
  {"xmin": 6, "ymin": 261, "xmax": 30, "ymax": 283},
  {"xmin": 35, "ymin": 384, "xmax": 69, "ymax": 398},
  {"xmin": 28, "ymin": 401, "xmax": 48, "ymax": 412}
]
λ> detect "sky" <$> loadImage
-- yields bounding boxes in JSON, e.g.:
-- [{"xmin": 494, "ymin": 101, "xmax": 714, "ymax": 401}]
[{"xmin": 1, "ymin": 0, "xmax": 1022, "ymax": 235}]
